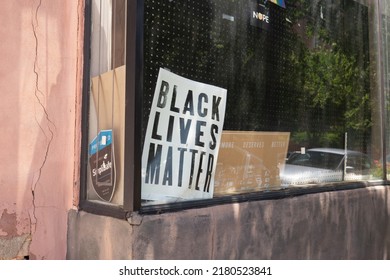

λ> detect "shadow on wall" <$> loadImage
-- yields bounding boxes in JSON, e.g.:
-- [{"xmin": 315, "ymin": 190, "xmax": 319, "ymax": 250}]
[
  {"xmin": 130, "ymin": 187, "xmax": 390, "ymax": 259},
  {"xmin": 66, "ymin": 186, "xmax": 390, "ymax": 259}
]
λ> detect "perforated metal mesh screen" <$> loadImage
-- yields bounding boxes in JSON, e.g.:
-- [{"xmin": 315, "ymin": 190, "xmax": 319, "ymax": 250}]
[
  {"xmin": 143, "ymin": 0, "xmax": 295, "ymax": 132},
  {"xmin": 143, "ymin": 0, "xmax": 372, "ymax": 152},
  {"xmin": 140, "ymin": 0, "xmax": 382, "ymax": 196}
]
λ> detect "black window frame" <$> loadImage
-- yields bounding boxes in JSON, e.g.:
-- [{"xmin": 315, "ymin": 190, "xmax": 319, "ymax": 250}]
[{"xmin": 79, "ymin": 0, "xmax": 390, "ymax": 218}]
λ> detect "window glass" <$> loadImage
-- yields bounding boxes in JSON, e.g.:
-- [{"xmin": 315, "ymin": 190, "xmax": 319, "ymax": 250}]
[
  {"xmin": 141, "ymin": 0, "xmax": 382, "ymax": 205},
  {"xmin": 86, "ymin": 0, "xmax": 126, "ymax": 205},
  {"xmin": 383, "ymin": 2, "xmax": 390, "ymax": 177}
]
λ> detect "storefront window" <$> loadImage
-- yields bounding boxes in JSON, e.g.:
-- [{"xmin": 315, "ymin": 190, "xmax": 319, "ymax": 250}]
[
  {"xmin": 83, "ymin": 0, "xmax": 386, "ymax": 211},
  {"xmin": 141, "ymin": 0, "xmax": 383, "ymax": 205}
]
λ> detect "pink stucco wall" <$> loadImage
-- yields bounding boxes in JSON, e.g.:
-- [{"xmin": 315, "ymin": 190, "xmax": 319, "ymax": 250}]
[{"xmin": 0, "ymin": 0, "xmax": 83, "ymax": 259}]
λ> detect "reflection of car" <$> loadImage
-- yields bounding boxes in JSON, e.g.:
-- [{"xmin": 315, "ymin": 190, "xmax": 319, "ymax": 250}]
[
  {"xmin": 280, "ymin": 148, "xmax": 372, "ymax": 187},
  {"xmin": 286, "ymin": 151, "xmax": 300, "ymax": 161}
]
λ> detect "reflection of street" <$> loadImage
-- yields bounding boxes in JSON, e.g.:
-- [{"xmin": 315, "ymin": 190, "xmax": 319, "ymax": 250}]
[{"xmin": 280, "ymin": 148, "xmax": 373, "ymax": 187}]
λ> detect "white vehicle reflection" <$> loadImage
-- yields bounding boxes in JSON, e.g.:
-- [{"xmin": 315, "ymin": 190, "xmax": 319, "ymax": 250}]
[{"xmin": 280, "ymin": 148, "xmax": 372, "ymax": 187}]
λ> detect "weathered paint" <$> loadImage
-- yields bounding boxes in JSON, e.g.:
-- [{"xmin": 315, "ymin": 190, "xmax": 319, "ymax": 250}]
[
  {"xmin": 0, "ymin": 0, "xmax": 83, "ymax": 259},
  {"xmin": 67, "ymin": 186, "xmax": 390, "ymax": 259}
]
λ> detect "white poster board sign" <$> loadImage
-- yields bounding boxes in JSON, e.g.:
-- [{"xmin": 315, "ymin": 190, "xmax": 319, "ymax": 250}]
[{"xmin": 142, "ymin": 68, "xmax": 227, "ymax": 201}]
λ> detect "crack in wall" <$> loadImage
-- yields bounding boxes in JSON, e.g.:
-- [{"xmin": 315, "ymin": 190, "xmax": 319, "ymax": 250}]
[{"xmin": 29, "ymin": 0, "xmax": 57, "ymax": 243}]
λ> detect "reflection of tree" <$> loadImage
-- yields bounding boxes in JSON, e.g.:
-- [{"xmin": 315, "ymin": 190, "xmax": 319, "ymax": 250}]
[
  {"xmin": 285, "ymin": 0, "xmax": 371, "ymax": 150},
  {"xmin": 143, "ymin": 0, "xmax": 372, "ymax": 151},
  {"xmin": 291, "ymin": 44, "xmax": 371, "ymax": 148}
]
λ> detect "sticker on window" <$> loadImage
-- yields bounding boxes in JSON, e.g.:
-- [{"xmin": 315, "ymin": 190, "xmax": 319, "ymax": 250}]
[{"xmin": 89, "ymin": 129, "xmax": 116, "ymax": 202}]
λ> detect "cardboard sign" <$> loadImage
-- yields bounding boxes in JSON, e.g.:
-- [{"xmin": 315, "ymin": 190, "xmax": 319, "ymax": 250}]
[
  {"xmin": 142, "ymin": 68, "xmax": 227, "ymax": 201},
  {"xmin": 89, "ymin": 130, "xmax": 116, "ymax": 202},
  {"xmin": 214, "ymin": 131, "xmax": 290, "ymax": 195}
]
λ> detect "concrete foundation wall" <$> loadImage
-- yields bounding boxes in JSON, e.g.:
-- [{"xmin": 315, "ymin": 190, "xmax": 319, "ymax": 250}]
[{"xmin": 67, "ymin": 186, "xmax": 390, "ymax": 259}]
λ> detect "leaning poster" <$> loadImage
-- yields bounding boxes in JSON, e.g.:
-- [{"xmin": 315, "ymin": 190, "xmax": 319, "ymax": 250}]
[{"xmin": 142, "ymin": 68, "xmax": 227, "ymax": 202}]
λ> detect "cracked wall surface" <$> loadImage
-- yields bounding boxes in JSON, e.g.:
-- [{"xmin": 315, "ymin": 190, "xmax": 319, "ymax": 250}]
[{"xmin": 0, "ymin": 0, "xmax": 83, "ymax": 259}]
